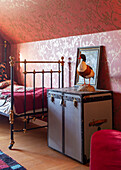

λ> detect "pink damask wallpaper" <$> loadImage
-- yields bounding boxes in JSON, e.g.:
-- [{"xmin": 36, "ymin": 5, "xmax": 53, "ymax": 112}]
[
  {"xmin": 0, "ymin": 0, "xmax": 121, "ymax": 43},
  {"xmin": 11, "ymin": 29, "xmax": 121, "ymax": 130}
]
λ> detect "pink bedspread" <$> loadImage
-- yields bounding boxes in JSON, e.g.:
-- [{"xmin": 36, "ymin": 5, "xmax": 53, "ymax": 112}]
[{"xmin": 1, "ymin": 85, "xmax": 48, "ymax": 114}]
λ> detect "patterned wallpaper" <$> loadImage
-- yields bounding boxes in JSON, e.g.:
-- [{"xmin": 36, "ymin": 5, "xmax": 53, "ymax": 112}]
[
  {"xmin": 11, "ymin": 29, "xmax": 121, "ymax": 130},
  {"xmin": 0, "ymin": 0, "xmax": 121, "ymax": 43}
]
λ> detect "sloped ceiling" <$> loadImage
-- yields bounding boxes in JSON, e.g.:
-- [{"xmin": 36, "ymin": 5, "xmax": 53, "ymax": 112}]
[{"xmin": 0, "ymin": 0, "xmax": 121, "ymax": 44}]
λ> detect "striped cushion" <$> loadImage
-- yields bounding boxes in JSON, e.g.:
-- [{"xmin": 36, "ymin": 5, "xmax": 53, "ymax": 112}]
[{"xmin": 0, "ymin": 63, "xmax": 8, "ymax": 82}]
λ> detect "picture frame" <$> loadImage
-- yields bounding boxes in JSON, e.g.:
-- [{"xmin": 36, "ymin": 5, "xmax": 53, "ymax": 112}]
[{"xmin": 74, "ymin": 46, "xmax": 103, "ymax": 88}]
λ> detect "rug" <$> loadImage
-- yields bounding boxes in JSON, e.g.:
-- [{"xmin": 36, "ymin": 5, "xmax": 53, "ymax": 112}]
[{"xmin": 0, "ymin": 150, "xmax": 26, "ymax": 170}]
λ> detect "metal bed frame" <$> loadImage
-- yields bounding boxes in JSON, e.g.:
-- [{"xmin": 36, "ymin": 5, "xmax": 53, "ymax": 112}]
[
  {"xmin": 8, "ymin": 56, "xmax": 64, "ymax": 149},
  {"xmin": 0, "ymin": 41, "xmax": 64, "ymax": 149}
]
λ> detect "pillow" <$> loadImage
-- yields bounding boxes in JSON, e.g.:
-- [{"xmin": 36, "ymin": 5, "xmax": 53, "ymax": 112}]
[
  {"xmin": 0, "ymin": 80, "xmax": 17, "ymax": 89},
  {"xmin": 0, "ymin": 80, "xmax": 11, "ymax": 89},
  {"xmin": 0, "ymin": 63, "xmax": 8, "ymax": 82}
]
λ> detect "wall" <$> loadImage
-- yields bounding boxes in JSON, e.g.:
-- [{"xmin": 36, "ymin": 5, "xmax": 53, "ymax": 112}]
[
  {"xmin": 0, "ymin": 0, "xmax": 121, "ymax": 43},
  {"xmin": 11, "ymin": 29, "xmax": 121, "ymax": 130}
]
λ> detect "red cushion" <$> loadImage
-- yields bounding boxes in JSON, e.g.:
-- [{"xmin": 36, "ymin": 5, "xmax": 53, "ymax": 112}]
[{"xmin": 90, "ymin": 129, "xmax": 121, "ymax": 170}]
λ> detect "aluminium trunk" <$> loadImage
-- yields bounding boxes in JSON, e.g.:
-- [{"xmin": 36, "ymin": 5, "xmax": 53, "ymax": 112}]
[{"xmin": 47, "ymin": 87, "xmax": 113, "ymax": 164}]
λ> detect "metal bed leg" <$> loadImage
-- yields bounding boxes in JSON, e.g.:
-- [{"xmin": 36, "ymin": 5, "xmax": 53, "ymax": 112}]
[
  {"xmin": 9, "ymin": 124, "xmax": 15, "ymax": 149},
  {"xmin": 8, "ymin": 110, "xmax": 15, "ymax": 149}
]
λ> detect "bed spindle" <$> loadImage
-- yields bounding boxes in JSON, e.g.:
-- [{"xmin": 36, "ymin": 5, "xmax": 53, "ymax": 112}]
[
  {"xmin": 23, "ymin": 60, "xmax": 27, "ymax": 131},
  {"xmin": 61, "ymin": 56, "xmax": 64, "ymax": 88},
  {"xmin": 50, "ymin": 69, "xmax": 53, "ymax": 89},
  {"xmin": 33, "ymin": 70, "xmax": 36, "ymax": 116},
  {"xmin": 58, "ymin": 60, "xmax": 60, "ymax": 88},
  {"xmin": 42, "ymin": 69, "xmax": 44, "ymax": 119}
]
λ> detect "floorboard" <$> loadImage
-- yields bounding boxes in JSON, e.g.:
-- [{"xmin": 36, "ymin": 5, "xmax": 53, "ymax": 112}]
[{"xmin": 0, "ymin": 116, "xmax": 89, "ymax": 170}]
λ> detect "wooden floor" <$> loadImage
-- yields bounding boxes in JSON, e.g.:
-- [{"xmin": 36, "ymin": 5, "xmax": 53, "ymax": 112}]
[{"xmin": 0, "ymin": 116, "xmax": 89, "ymax": 170}]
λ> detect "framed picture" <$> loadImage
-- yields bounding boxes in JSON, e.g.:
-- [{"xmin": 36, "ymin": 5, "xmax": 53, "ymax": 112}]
[{"xmin": 74, "ymin": 46, "xmax": 103, "ymax": 88}]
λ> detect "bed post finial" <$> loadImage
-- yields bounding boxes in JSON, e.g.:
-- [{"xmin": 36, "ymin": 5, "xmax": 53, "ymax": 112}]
[
  {"xmin": 61, "ymin": 56, "xmax": 64, "ymax": 66},
  {"xmin": 9, "ymin": 56, "xmax": 15, "ymax": 66}
]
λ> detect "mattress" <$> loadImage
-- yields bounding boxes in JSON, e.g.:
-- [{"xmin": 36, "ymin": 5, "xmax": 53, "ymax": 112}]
[{"xmin": 0, "ymin": 85, "xmax": 48, "ymax": 116}]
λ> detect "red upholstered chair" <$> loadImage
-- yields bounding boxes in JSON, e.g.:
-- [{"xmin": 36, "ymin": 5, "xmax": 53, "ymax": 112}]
[{"xmin": 90, "ymin": 129, "xmax": 121, "ymax": 170}]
